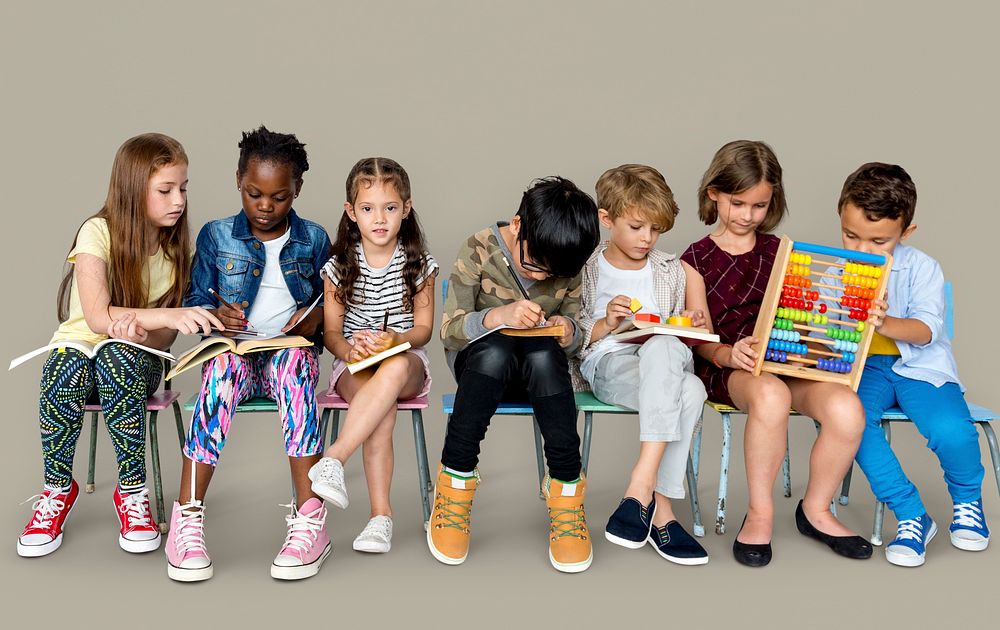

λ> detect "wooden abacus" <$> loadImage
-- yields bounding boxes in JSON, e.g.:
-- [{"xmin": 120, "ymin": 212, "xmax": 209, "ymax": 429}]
[{"xmin": 750, "ymin": 235, "xmax": 893, "ymax": 391}]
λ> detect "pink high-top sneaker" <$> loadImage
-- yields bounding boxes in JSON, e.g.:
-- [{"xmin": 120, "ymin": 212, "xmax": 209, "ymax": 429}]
[
  {"xmin": 270, "ymin": 497, "xmax": 332, "ymax": 580},
  {"xmin": 165, "ymin": 499, "xmax": 212, "ymax": 582}
]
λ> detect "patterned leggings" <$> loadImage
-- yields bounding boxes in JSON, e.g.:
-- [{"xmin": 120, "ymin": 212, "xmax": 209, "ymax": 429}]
[
  {"xmin": 39, "ymin": 344, "xmax": 162, "ymax": 488},
  {"xmin": 184, "ymin": 347, "xmax": 321, "ymax": 466}
]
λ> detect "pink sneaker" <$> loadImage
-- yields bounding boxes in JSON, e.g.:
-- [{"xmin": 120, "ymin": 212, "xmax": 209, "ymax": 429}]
[
  {"xmin": 165, "ymin": 499, "xmax": 212, "ymax": 582},
  {"xmin": 271, "ymin": 498, "xmax": 332, "ymax": 580},
  {"xmin": 17, "ymin": 481, "xmax": 80, "ymax": 557},
  {"xmin": 113, "ymin": 486, "xmax": 161, "ymax": 553}
]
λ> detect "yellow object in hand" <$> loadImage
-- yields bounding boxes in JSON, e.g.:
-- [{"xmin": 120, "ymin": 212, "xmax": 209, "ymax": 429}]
[
  {"xmin": 629, "ymin": 297, "xmax": 642, "ymax": 313},
  {"xmin": 668, "ymin": 315, "xmax": 692, "ymax": 327}
]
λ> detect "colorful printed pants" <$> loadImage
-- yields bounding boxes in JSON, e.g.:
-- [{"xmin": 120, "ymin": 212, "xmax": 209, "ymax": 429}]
[
  {"xmin": 184, "ymin": 347, "xmax": 321, "ymax": 466},
  {"xmin": 39, "ymin": 344, "xmax": 163, "ymax": 488}
]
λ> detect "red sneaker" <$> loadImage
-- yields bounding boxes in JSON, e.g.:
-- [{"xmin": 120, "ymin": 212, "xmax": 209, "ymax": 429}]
[
  {"xmin": 114, "ymin": 486, "xmax": 161, "ymax": 553},
  {"xmin": 17, "ymin": 481, "xmax": 80, "ymax": 557}
]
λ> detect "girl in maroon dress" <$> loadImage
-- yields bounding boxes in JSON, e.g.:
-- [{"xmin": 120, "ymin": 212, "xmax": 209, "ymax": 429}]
[{"xmin": 681, "ymin": 140, "xmax": 870, "ymax": 566}]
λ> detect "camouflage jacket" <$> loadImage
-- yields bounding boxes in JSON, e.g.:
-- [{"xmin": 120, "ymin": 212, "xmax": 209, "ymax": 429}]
[{"xmin": 440, "ymin": 223, "xmax": 584, "ymax": 368}]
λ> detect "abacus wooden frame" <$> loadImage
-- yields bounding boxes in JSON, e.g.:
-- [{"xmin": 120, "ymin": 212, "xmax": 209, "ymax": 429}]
[{"xmin": 750, "ymin": 235, "xmax": 893, "ymax": 390}]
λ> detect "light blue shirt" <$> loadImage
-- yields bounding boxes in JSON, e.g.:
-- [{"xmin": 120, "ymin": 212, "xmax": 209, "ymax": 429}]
[{"xmin": 824, "ymin": 243, "xmax": 962, "ymax": 390}]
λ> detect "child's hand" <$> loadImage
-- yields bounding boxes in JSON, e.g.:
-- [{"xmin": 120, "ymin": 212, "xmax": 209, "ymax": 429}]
[
  {"xmin": 346, "ymin": 342, "xmax": 372, "ymax": 363},
  {"xmin": 682, "ymin": 309, "xmax": 706, "ymax": 328},
  {"xmin": 211, "ymin": 303, "xmax": 246, "ymax": 337},
  {"xmin": 603, "ymin": 295, "xmax": 633, "ymax": 330},
  {"xmin": 368, "ymin": 329, "xmax": 401, "ymax": 353},
  {"xmin": 546, "ymin": 315, "xmax": 574, "ymax": 348},
  {"xmin": 108, "ymin": 312, "xmax": 148, "ymax": 344},
  {"xmin": 282, "ymin": 305, "xmax": 319, "ymax": 336},
  {"xmin": 868, "ymin": 298, "xmax": 888, "ymax": 329},
  {"xmin": 490, "ymin": 300, "xmax": 545, "ymax": 329},
  {"xmin": 350, "ymin": 329, "xmax": 384, "ymax": 357},
  {"xmin": 730, "ymin": 336, "xmax": 759, "ymax": 372},
  {"xmin": 172, "ymin": 307, "xmax": 225, "ymax": 336}
]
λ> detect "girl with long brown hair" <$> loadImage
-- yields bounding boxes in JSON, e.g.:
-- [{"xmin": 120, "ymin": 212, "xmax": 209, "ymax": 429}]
[{"xmin": 17, "ymin": 133, "xmax": 223, "ymax": 559}]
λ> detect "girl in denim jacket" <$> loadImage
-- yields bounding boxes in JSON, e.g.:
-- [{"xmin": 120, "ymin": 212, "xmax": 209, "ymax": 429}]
[{"xmin": 164, "ymin": 126, "xmax": 333, "ymax": 582}]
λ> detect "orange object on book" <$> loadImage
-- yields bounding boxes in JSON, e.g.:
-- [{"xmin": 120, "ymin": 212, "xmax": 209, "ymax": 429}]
[
  {"xmin": 634, "ymin": 313, "xmax": 661, "ymax": 323},
  {"xmin": 668, "ymin": 315, "xmax": 692, "ymax": 327}
]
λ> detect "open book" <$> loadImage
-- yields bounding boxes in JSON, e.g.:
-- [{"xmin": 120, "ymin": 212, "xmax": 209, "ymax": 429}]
[
  {"xmin": 9, "ymin": 339, "xmax": 175, "ymax": 371},
  {"xmin": 347, "ymin": 341, "xmax": 412, "ymax": 374},
  {"xmin": 469, "ymin": 324, "xmax": 565, "ymax": 344},
  {"xmin": 612, "ymin": 318, "xmax": 720, "ymax": 345},
  {"xmin": 166, "ymin": 334, "xmax": 312, "ymax": 380}
]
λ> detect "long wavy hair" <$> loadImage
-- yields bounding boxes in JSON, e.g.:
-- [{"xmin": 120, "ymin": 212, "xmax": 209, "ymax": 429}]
[
  {"xmin": 57, "ymin": 133, "xmax": 192, "ymax": 321},
  {"xmin": 330, "ymin": 157, "xmax": 430, "ymax": 310}
]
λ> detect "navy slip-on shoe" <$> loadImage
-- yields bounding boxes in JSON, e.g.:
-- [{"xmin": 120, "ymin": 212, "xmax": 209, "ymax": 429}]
[
  {"xmin": 648, "ymin": 520, "xmax": 709, "ymax": 565},
  {"xmin": 605, "ymin": 497, "xmax": 655, "ymax": 549}
]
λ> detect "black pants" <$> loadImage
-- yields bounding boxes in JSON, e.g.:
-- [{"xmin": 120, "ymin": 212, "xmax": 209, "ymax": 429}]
[{"xmin": 441, "ymin": 333, "xmax": 581, "ymax": 481}]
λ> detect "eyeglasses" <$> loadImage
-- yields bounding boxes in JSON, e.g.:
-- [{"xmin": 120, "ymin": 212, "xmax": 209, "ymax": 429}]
[{"xmin": 518, "ymin": 235, "xmax": 555, "ymax": 276}]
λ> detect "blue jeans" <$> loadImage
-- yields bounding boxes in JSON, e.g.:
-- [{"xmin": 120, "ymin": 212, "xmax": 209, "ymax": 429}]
[{"xmin": 855, "ymin": 355, "xmax": 984, "ymax": 521}]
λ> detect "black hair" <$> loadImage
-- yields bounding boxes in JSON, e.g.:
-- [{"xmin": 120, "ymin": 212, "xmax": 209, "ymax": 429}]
[
  {"xmin": 517, "ymin": 176, "xmax": 600, "ymax": 278},
  {"xmin": 237, "ymin": 125, "xmax": 310, "ymax": 181},
  {"xmin": 838, "ymin": 162, "xmax": 917, "ymax": 230}
]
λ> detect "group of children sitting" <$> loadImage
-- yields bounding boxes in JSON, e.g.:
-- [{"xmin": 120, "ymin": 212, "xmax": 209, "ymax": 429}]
[{"xmin": 17, "ymin": 129, "xmax": 990, "ymax": 581}]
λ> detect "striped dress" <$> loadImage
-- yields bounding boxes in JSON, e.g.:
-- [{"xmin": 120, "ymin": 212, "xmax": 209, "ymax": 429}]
[
  {"xmin": 322, "ymin": 241, "xmax": 438, "ymax": 340},
  {"xmin": 680, "ymin": 233, "xmax": 779, "ymax": 406}
]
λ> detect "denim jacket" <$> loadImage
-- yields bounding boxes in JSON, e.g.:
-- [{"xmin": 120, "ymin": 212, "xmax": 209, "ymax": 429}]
[{"xmin": 185, "ymin": 209, "xmax": 333, "ymax": 347}]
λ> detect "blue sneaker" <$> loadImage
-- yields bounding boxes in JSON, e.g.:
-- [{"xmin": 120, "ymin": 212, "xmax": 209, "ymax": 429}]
[
  {"xmin": 605, "ymin": 497, "xmax": 654, "ymax": 549},
  {"xmin": 648, "ymin": 520, "xmax": 709, "ymax": 566},
  {"xmin": 885, "ymin": 514, "xmax": 937, "ymax": 567},
  {"xmin": 950, "ymin": 499, "xmax": 990, "ymax": 551}
]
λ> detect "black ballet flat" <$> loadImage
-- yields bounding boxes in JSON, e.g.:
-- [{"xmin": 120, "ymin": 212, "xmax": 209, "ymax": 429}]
[
  {"xmin": 733, "ymin": 515, "xmax": 772, "ymax": 567},
  {"xmin": 795, "ymin": 500, "xmax": 872, "ymax": 559}
]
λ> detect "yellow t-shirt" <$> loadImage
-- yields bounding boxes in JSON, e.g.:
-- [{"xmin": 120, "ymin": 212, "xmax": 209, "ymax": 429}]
[
  {"xmin": 50, "ymin": 218, "xmax": 176, "ymax": 345},
  {"xmin": 867, "ymin": 330, "xmax": 901, "ymax": 356}
]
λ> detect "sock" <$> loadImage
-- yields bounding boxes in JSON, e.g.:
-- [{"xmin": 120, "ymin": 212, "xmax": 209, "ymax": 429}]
[
  {"xmin": 443, "ymin": 466, "xmax": 475, "ymax": 479},
  {"xmin": 43, "ymin": 483, "xmax": 72, "ymax": 494},
  {"xmin": 118, "ymin": 482, "xmax": 146, "ymax": 494}
]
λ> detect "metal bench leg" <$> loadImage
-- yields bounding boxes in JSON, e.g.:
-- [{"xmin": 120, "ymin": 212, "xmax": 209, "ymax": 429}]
[
  {"xmin": 319, "ymin": 408, "xmax": 331, "ymax": 450},
  {"xmin": 977, "ymin": 422, "xmax": 1000, "ymax": 499},
  {"xmin": 692, "ymin": 416, "xmax": 703, "ymax": 485},
  {"xmin": 872, "ymin": 421, "xmax": 891, "ymax": 546},
  {"xmin": 533, "ymin": 416, "xmax": 545, "ymax": 499},
  {"xmin": 840, "ymin": 464, "xmax": 854, "ymax": 506},
  {"xmin": 411, "ymin": 409, "xmax": 432, "ymax": 527},
  {"xmin": 331, "ymin": 410, "xmax": 341, "ymax": 443},
  {"xmin": 86, "ymin": 412, "xmax": 99, "ymax": 493},
  {"xmin": 148, "ymin": 410, "xmax": 168, "ymax": 533},
  {"xmin": 581, "ymin": 411, "xmax": 593, "ymax": 475},
  {"xmin": 716, "ymin": 412, "xmax": 731, "ymax": 535},
  {"xmin": 687, "ymin": 453, "xmax": 704, "ymax": 537},
  {"xmin": 782, "ymin": 426, "xmax": 792, "ymax": 498},
  {"xmin": 172, "ymin": 400, "xmax": 185, "ymax": 450}
]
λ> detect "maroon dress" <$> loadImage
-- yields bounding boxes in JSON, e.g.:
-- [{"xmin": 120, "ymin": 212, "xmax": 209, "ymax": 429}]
[{"xmin": 680, "ymin": 233, "xmax": 780, "ymax": 406}]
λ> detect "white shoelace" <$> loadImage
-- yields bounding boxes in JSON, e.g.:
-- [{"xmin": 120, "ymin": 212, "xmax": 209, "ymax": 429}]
[
  {"xmin": 173, "ymin": 500, "xmax": 207, "ymax": 556},
  {"xmin": 21, "ymin": 491, "xmax": 67, "ymax": 530},
  {"xmin": 895, "ymin": 518, "xmax": 925, "ymax": 542},
  {"xmin": 315, "ymin": 458, "xmax": 345, "ymax": 487},
  {"xmin": 357, "ymin": 516, "xmax": 392, "ymax": 542},
  {"xmin": 279, "ymin": 503, "xmax": 326, "ymax": 556},
  {"xmin": 119, "ymin": 489, "xmax": 152, "ymax": 528},
  {"xmin": 953, "ymin": 502, "xmax": 984, "ymax": 529}
]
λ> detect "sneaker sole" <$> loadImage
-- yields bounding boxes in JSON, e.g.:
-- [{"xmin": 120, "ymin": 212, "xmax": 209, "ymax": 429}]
[
  {"xmin": 886, "ymin": 522, "xmax": 937, "ymax": 567},
  {"xmin": 549, "ymin": 548, "xmax": 592, "ymax": 573},
  {"xmin": 646, "ymin": 537, "xmax": 709, "ymax": 565},
  {"xmin": 119, "ymin": 533, "xmax": 162, "ymax": 554},
  {"xmin": 426, "ymin": 525, "xmax": 467, "ymax": 565},
  {"xmin": 271, "ymin": 542, "xmax": 332, "ymax": 580},
  {"xmin": 950, "ymin": 532, "xmax": 989, "ymax": 551},
  {"xmin": 167, "ymin": 562, "xmax": 213, "ymax": 582},
  {"xmin": 604, "ymin": 531, "xmax": 647, "ymax": 549},
  {"xmin": 17, "ymin": 490, "xmax": 78, "ymax": 558},
  {"xmin": 307, "ymin": 468, "xmax": 349, "ymax": 509},
  {"xmin": 353, "ymin": 539, "xmax": 391, "ymax": 553}
]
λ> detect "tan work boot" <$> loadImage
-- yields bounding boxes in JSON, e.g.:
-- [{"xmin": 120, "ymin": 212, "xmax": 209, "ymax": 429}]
[
  {"xmin": 426, "ymin": 465, "xmax": 478, "ymax": 565},
  {"xmin": 543, "ymin": 474, "xmax": 592, "ymax": 573}
]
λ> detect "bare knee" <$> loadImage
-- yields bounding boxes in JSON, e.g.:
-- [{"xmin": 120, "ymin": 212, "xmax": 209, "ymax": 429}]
[
  {"xmin": 744, "ymin": 376, "xmax": 791, "ymax": 431},
  {"xmin": 814, "ymin": 388, "xmax": 865, "ymax": 441}
]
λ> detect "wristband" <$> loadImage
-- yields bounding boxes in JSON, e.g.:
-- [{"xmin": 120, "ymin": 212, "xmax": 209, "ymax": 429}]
[{"xmin": 711, "ymin": 344, "xmax": 731, "ymax": 369}]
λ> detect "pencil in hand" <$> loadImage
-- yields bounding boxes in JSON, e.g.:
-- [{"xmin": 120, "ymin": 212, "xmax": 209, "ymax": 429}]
[{"xmin": 209, "ymin": 288, "xmax": 259, "ymax": 333}]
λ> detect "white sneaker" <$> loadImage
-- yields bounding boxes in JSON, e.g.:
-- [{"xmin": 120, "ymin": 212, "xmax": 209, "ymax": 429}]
[
  {"xmin": 353, "ymin": 515, "xmax": 392, "ymax": 553},
  {"xmin": 308, "ymin": 457, "xmax": 348, "ymax": 509}
]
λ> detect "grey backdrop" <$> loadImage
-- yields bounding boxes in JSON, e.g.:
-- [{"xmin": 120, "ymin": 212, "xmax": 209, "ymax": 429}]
[{"xmin": 2, "ymin": 2, "xmax": 997, "ymax": 628}]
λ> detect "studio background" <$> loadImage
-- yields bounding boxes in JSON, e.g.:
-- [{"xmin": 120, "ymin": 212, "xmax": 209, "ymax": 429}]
[{"xmin": 1, "ymin": 2, "xmax": 997, "ymax": 627}]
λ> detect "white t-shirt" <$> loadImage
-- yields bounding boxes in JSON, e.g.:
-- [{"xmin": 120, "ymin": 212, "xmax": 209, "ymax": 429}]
[
  {"xmin": 580, "ymin": 254, "xmax": 659, "ymax": 383},
  {"xmin": 246, "ymin": 228, "xmax": 298, "ymax": 336}
]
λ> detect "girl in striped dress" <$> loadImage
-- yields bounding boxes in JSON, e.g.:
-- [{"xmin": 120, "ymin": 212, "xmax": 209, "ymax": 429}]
[{"xmin": 310, "ymin": 158, "xmax": 437, "ymax": 554}]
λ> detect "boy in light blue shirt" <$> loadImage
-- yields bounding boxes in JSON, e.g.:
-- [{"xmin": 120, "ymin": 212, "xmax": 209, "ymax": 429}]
[{"xmin": 837, "ymin": 162, "xmax": 988, "ymax": 567}]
